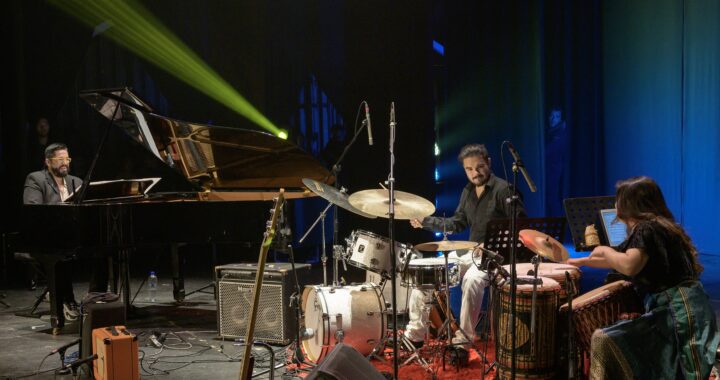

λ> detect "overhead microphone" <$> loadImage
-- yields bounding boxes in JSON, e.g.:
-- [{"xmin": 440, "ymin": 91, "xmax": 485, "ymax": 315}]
[
  {"xmin": 506, "ymin": 141, "xmax": 537, "ymax": 193},
  {"xmin": 364, "ymin": 102, "xmax": 373, "ymax": 146}
]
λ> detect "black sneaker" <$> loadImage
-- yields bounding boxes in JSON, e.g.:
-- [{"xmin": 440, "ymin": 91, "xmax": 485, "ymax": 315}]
[
  {"xmin": 410, "ymin": 340, "xmax": 424, "ymax": 349},
  {"xmin": 449, "ymin": 347, "xmax": 469, "ymax": 367}
]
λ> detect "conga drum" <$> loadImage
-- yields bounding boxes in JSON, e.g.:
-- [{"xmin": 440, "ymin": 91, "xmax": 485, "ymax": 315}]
[
  {"xmin": 559, "ymin": 280, "xmax": 643, "ymax": 353},
  {"xmin": 494, "ymin": 276, "xmax": 561, "ymax": 380}
]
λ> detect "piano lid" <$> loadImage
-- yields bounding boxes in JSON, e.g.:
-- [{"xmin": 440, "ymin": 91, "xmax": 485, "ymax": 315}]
[{"xmin": 79, "ymin": 88, "xmax": 332, "ymax": 199}]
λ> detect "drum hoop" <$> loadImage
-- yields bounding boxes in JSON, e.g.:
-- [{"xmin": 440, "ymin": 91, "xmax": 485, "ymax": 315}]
[
  {"xmin": 350, "ymin": 229, "xmax": 412, "ymax": 249},
  {"xmin": 315, "ymin": 287, "xmax": 333, "ymax": 351},
  {"xmin": 347, "ymin": 259, "xmax": 383, "ymax": 273},
  {"xmin": 407, "ymin": 258, "xmax": 458, "ymax": 267},
  {"xmin": 351, "ymin": 229, "xmax": 387, "ymax": 242},
  {"xmin": 560, "ymin": 284, "xmax": 633, "ymax": 312}
]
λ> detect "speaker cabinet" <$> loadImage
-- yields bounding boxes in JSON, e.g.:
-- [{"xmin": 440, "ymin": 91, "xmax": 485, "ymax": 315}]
[{"xmin": 216, "ymin": 262, "xmax": 310, "ymax": 344}]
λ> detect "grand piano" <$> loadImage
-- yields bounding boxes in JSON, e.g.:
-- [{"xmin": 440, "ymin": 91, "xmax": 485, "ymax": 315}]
[{"xmin": 20, "ymin": 88, "xmax": 332, "ymax": 329}]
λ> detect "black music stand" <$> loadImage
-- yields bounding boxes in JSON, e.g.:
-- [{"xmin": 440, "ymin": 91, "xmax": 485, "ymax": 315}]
[
  {"xmin": 562, "ymin": 196, "xmax": 614, "ymax": 252},
  {"xmin": 484, "ymin": 217, "xmax": 567, "ymax": 264}
]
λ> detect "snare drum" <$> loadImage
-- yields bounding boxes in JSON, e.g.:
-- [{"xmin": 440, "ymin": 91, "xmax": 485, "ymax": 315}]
[
  {"xmin": 301, "ymin": 284, "xmax": 386, "ymax": 363},
  {"xmin": 508, "ymin": 263, "xmax": 582, "ymax": 305},
  {"xmin": 559, "ymin": 280, "xmax": 643, "ymax": 353},
  {"xmin": 402, "ymin": 257, "xmax": 459, "ymax": 289},
  {"xmin": 495, "ymin": 276, "xmax": 560, "ymax": 380},
  {"xmin": 346, "ymin": 230, "xmax": 412, "ymax": 274}
]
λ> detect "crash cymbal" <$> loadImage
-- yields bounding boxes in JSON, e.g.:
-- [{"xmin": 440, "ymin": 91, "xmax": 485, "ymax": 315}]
[
  {"xmin": 414, "ymin": 240, "xmax": 478, "ymax": 252},
  {"xmin": 518, "ymin": 229, "xmax": 569, "ymax": 263},
  {"xmin": 348, "ymin": 189, "xmax": 436, "ymax": 220},
  {"xmin": 302, "ymin": 178, "xmax": 377, "ymax": 219}
]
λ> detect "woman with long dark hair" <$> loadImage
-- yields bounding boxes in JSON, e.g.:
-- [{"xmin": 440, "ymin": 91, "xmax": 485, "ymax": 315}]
[{"xmin": 568, "ymin": 176, "xmax": 719, "ymax": 379}]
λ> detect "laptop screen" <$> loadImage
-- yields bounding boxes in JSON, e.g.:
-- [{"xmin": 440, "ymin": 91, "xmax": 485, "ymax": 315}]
[{"xmin": 599, "ymin": 209, "xmax": 628, "ymax": 247}]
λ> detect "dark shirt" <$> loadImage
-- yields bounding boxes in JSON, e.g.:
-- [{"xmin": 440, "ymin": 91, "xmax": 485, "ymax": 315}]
[
  {"xmin": 23, "ymin": 169, "xmax": 81, "ymax": 205},
  {"xmin": 618, "ymin": 219, "xmax": 697, "ymax": 294},
  {"xmin": 421, "ymin": 174, "xmax": 526, "ymax": 243}
]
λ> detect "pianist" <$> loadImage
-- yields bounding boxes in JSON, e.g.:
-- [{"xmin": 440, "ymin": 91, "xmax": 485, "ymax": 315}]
[{"xmin": 23, "ymin": 143, "xmax": 81, "ymax": 323}]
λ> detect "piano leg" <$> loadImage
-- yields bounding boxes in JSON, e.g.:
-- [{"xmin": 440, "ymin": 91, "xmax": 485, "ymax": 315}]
[
  {"xmin": 171, "ymin": 243, "xmax": 185, "ymax": 302},
  {"xmin": 38, "ymin": 255, "xmax": 63, "ymax": 332},
  {"xmin": 118, "ymin": 247, "xmax": 132, "ymax": 315}
]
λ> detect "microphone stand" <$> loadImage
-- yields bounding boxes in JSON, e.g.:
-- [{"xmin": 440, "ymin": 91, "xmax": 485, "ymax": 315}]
[
  {"xmin": 286, "ymin": 244, "xmax": 314, "ymax": 371},
  {"xmin": 388, "ymin": 102, "xmax": 399, "ymax": 379},
  {"xmin": 505, "ymin": 141, "xmax": 535, "ymax": 380},
  {"xmin": 321, "ymin": 101, "xmax": 373, "ymax": 286},
  {"xmin": 565, "ymin": 271, "xmax": 577, "ymax": 380},
  {"xmin": 508, "ymin": 160, "xmax": 520, "ymax": 380}
]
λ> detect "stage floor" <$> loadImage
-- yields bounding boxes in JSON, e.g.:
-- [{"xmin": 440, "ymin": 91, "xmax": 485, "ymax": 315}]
[{"xmin": 1, "ymin": 248, "xmax": 719, "ymax": 379}]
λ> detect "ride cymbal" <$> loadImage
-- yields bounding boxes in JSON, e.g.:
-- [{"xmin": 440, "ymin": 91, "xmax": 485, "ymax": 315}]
[
  {"xmin": 348, "ymin": 189, "xmax": 435, "ymax": 220},
  {"xmin": 302, "ymin": 178, "xmax": 377, "ymax": 218},
  {"xmin": 518, "ymin": 229, "xmax": 569, "ymax": 263}
]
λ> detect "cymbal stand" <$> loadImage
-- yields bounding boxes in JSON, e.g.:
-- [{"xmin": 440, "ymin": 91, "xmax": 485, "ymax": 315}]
[
  {"xmin": 387, "ymin": 102, "xmax": 399, "ymax": 378},
  {"xmin": 299, "ymin": 202, "xmax": 334, "ymax": 286}
]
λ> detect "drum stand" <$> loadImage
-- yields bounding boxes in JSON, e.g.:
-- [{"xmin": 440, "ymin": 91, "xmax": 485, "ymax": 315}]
[
  {"xmin": 298, "ymin": 201, "xmax": 337, "ymax": 287},
  {"xmin": 435, "ymin": 251, "xmax": 494, "ymax": 373}
]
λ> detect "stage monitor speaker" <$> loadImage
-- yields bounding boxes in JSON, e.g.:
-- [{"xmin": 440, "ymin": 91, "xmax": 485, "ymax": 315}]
[
  {"xmin": 306, "ymin": 343, "xmax": 388, "ymax": 380},
  {"xmin": 216, "ymin": 262, "xmax": 310, "ymax": 345}
]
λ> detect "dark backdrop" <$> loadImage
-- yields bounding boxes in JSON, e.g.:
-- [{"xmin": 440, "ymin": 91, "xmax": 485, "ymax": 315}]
[{"xmin": 1, "ymin": 1, "xmax": 718, "ymax": 286}]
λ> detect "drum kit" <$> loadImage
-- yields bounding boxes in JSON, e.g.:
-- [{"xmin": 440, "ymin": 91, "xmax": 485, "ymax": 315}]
[
  {"xmin": 295, "ymin": 182, "xmax": 637, "ymax": 379},
  {"xmin": 297, "ymin": 175, "xmax": 579, "ymax": 375}
]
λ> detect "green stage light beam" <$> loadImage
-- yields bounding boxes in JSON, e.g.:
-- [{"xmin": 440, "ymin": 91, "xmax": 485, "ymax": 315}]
[{"xmin": 50, "ymin": 0, "xmax": 282, "ymax": 136}]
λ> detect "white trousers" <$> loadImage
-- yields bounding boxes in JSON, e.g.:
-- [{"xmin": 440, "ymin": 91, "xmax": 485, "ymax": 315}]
[{"xmin": 404, "ymin": 253, "xmax": 490, "ymax": 346}]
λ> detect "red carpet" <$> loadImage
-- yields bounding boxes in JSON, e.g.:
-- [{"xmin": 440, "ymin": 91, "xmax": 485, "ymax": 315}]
[
  {"xmin": 292, "ymin": 338, "xmax": 500, "ymax": 379},
  {"xmin": 370, "ymin": 339, "xmax": 498, "ymax": 379}
]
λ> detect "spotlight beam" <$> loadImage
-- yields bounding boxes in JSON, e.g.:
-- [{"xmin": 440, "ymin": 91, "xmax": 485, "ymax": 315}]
[{"xmin": 51, "ymin": 0, "xmax": 281, "ymax": 135}]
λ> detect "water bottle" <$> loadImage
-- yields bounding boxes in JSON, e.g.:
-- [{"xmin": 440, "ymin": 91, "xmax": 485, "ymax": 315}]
[{"xmin": 148, "ymin": 271, "xmax": 158, "ymax": 302}]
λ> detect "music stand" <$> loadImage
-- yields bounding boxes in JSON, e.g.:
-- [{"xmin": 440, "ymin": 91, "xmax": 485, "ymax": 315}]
[
  {"xmin": 562, "ymin": 196, "xmax": 614, "ymax": 252},
  {"xmin": 484, "ymin": 217, "xmax": 567, "ymax": 264}
]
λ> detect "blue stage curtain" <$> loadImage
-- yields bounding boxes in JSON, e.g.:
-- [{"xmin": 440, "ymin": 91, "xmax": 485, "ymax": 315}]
[{"xmin": 603, "ymin": 0, "xmax": 720, "ymax": 255}]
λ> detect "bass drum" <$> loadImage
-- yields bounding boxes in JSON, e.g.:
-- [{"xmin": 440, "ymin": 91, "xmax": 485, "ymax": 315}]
[
  {"xmin": 366, "ymin": 271, "xmax": 410, "ymax": 314},
  {"xmin": 301, "ymin": 284, "xmax": 386, "ymax": 363}
]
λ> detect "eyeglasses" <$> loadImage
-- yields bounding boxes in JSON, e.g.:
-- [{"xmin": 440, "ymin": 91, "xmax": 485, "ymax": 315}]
[{"xmin": 49, "ymin": 157, "xmax": 72, "ymax": 163}]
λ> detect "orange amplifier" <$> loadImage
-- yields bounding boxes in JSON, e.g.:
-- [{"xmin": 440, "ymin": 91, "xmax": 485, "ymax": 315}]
[{"xmin": 92, "ymin": 325, "xmax": 140, "ymax": 380}]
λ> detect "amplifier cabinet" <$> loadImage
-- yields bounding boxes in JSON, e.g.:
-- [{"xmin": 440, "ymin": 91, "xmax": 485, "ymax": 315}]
[{"xmin": 216, "ymin": 262, "xmax": 310, "ymax": 344}]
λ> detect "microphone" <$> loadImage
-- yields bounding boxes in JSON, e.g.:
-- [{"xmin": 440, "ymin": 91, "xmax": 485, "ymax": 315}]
[
  {"xmin": 62, "ymin": 354, "xmax": 98, "ymax": 371},
  {"xmin": 506, "ymin": 141, "xmax": 537, "ymax": 193},
  {"xmin": 364, "ymin": 102, "xmax": 373, "ymax": 146},
  {"xmin": 51, "ymin": 338, "xmax": 81, "ymax": 355},
  {"xmin": 476, "ymin": 245, "xmax": 505, "ymax": 264}
]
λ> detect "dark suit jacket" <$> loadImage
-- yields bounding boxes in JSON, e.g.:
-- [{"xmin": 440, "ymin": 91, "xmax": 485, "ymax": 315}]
[{"xmin": 23, "ymin": 169, "xmax": 82, "ymax": 205}]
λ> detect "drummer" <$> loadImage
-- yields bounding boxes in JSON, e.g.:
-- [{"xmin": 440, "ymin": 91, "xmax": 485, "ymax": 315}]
[
  {"xmin": 407, "ymin": 143, "xmax": 526, "ymax": 365},
  {"xmin": 568, "ymin": 176, "xmax": 718, "ymax": 378}
]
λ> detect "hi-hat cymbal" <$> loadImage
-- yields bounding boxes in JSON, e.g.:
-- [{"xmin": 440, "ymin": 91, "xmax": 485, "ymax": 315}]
[
  {"xmin": 302, "ymin": 178, "xmax": 377, "ymax": 219},
  {"xmin": 415, "ymin": 240, "xmax": 478, "ymax": 252},
  {"xmin": 348, "ymin": 189, "xmax": 436, "ymax": 220},
  {"xmin": 518, "ymin": 229, "xmax": 569, "ymax": 263}
]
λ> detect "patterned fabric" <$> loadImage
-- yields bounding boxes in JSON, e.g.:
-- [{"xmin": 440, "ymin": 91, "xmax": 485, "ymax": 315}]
[{"xmin": 590, "ymin": 281, "xmax": 719, "ymax": 379}]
